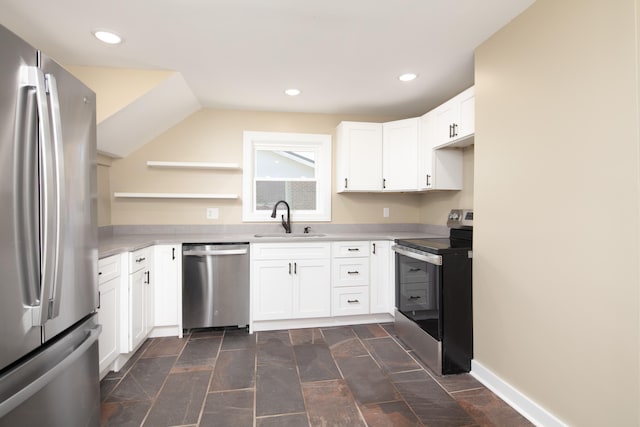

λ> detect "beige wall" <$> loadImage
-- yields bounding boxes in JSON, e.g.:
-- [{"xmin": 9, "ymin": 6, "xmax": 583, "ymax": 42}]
[
  {"xmin": 419, "ymin": 145, "xmax": 474, "ymax": 224},
  {"xmin": 474, "ymin": 0, "xmax": 639, "ymax": 425},
  {"xmin": 66, "ymin": 66, "xmax": 174, "ymax": 123},
  {"xmin": 108, "ymin": 108, "xmax": 428, "ymax": 225}
]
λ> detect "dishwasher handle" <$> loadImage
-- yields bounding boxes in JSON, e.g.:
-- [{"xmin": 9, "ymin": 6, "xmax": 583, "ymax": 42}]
[{"xmin": 183, "ymin": 248, "xmax": 248, "ymax": 257}]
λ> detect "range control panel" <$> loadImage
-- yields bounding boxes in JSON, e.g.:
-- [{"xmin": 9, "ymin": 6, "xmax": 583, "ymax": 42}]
[{"xmin": 447, "ymin": 209, "xmax": 473, "ymax": 228}]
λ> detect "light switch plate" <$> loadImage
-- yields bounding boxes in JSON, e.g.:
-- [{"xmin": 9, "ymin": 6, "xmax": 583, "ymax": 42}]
[{"xmin": 206, "ymin": 207, "xmax": 219, "ymax": 219}]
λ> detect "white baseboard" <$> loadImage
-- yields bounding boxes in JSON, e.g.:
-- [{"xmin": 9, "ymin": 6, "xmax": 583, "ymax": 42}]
[{"xmin": 470, "ymin": 360, "xmax": 568, "ymax": 427}]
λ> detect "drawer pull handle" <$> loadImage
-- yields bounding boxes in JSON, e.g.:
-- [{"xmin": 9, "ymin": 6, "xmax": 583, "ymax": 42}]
[
  {"xmin": 98, "ymin": 272, "xmax": 102, "ymax": 276},
  {"xmin": 409, "ymin": 295, "xmax": 421, "ymax": 300},
  {"xmin": 408, "ymin": 268, "xmax": 421, "ymax": 272},
  {"xmin": 347, "ymin": 248, "xmax": 359, "ymax": 252},
  {"xmin": 347, "ymin": 271, "xmax": 359, "ymax": 275},
  {"xmin": 136, "ymin": 257, "xmax": 146, "ymax": 263},
  {"xmin": 347, "ymin": 299, "xmax": 359, "ymax": 304}
]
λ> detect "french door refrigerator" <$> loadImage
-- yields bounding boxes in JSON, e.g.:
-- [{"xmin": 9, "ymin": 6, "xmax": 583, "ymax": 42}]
[{"xmin": 0, "ymin": 24, "xmax": 100, "ymax": 426}]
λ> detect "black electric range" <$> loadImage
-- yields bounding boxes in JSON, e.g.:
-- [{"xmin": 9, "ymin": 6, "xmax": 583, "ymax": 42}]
[{"xmin": 396, "ymin": 227, "xmax": 472, "ymax": 255}]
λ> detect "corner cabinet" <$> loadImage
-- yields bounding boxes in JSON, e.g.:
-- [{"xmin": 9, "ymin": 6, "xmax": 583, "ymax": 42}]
[
  {"xmin": 251, "ymin": 242, "xmax": 331, "ymax": 321},
  {"xmin": 418, "ymin": 112, "xmax": 463, "ymax": 190},
  {"xmin": 382, "ymin": 118, "xmax": 420, "ymax": 191}
]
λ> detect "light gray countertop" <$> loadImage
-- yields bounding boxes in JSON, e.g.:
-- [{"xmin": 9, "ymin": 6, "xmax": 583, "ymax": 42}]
[{"xmin": 98, "ymin": 223, "xmax": 448, "ymax": 258}]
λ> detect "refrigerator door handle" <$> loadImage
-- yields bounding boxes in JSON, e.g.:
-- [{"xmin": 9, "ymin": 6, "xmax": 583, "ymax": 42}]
[
  {"xmin": 44, "ymin": 73, "xmax": 66, "ymax": 319},
  {"xmin": 0, "ymin": 324, "xmax": 101, "ymax": 418},
  {"xmin": 20, "ymin": 65, "xmax": 54, "ymax": 325},
  {"xmin": 16, "ymin": 66, "xmax": 45, "ymax": 309}
]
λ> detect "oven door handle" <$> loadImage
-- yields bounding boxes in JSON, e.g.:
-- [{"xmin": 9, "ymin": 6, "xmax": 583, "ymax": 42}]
[{"xmin": 392, "ymin": 245, "xmax": 443, "ymax": 266}]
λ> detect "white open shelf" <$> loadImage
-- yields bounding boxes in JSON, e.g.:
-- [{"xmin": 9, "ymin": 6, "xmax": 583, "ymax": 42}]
[
  {"xmin": 114, "ymin": 192, "xmax": 238, "ymax": 199},
  {"xmin": 146, "ymin": 161, "xmax": 240, "ymax": 170}
]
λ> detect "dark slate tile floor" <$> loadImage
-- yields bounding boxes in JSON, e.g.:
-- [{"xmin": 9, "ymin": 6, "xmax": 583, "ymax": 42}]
[{"xmin": 100, "ymin": 323, "xmax": 533, "ymax": 427}]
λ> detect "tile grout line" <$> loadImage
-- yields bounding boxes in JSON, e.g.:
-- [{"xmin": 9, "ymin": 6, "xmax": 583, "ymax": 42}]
[
  {"xmin": 137, "ymin": 334, "xmax": 191, "ymax": 427},
  {"xmin": 318, "ymin": 326, "xmax": 369, "ymax": 427},
  {"xmin": 253, "ymin": 330, "xmax": 258, "ymax": 427},
  {"xmin": 288, "ymin": 329, "xmax": 312, "ymax": 427},
  {"xmin": 195, "ymin": 329, "xmax": 224, "ymax": 427}
]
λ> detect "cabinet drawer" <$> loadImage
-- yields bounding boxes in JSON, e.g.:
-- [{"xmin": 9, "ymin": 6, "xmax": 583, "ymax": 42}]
[
  {"xmin": 332, "ymin": 258, "xmax": 370, "ymax": 287},
  {"xmin": 251, "ymin": 242, "xmax": 330, "ymax": 260},
  {"xmin": 98, "ymin": 255, "xmax": 120, "ymax": 284},
  {"xmin": 129, "ymin": 247, "xmax": 151, "ymax": 273},
  {"xmin": 332, "ymin": 286, "xmax": 370, "ymax": 316},
  {"xmin": 332, "ymin": 241, "xmax": 370, "ymax": 258}
]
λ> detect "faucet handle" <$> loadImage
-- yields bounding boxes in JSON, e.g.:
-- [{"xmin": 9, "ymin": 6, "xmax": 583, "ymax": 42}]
[{"xmin": 304, "ymin": 226, "xmax": 311, "ymax": 234}]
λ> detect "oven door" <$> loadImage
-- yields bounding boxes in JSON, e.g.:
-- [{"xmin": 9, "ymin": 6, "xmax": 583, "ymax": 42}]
[{"xmin": 393, "ymin": 246, "xmax": 442, "ymax": 341}]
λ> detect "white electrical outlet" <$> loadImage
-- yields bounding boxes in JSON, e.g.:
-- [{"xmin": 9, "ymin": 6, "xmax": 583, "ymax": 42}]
[
  {"xmin": 383, "ymin": 207, "xmax": 390, "ymax": 218},
  {"xmin": 206, "ymin": 207, "xmax": 219, "ymax": 219}
]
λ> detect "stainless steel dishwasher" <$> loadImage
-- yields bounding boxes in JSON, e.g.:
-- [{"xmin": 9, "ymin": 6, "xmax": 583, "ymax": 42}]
[{"xmin": 182, "ymin": 243, "xmax": 250, "ymax": 330}]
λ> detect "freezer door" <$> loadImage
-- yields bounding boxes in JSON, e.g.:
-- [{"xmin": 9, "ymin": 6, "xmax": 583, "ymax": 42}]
[
  {"xmin": 0, "ymin": 25, "xmax": 44, "ymax": 371},
  {"xmin": 0, "ymin": 314, "xmax": 101, "ymax": 426},
  {"xmin": 39, "ymin": 55, "xmax": 98, "ymax": 341}
]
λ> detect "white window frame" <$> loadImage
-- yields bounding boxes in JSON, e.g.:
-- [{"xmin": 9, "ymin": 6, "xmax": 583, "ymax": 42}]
[{"xmin": 242, "ymin": 131, "xmax": 332, "ymax": 222}]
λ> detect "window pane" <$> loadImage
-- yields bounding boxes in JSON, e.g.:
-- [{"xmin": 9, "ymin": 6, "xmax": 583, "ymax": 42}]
[
  {"xmin": 256, "ymin": 181, "xmax": 317, "ymax": 210},
  {"xmin": 256, "ymin": 150, "xmax": 316, "ymax": 179}
]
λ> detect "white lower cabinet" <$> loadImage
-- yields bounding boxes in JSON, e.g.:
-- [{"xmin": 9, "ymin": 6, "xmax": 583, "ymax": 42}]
[
  {"xmin": 331, "ymin": 241, "xmax": 393, "ymax": 316},
  {"xmin": 121, "ymin": 247, "xmax": 152, "ymax": 353},
  {"xmin": 97, "ymin": 254, "xmax": 125, "ymax": 377},
  {"xmin": 331, "ymin": 241, "xmax": 370, "ymax": 316},
  {"xmin": 251, "ymin": 242, "xmax": 331, "ymax": 321},
  {"xmin": 152, "ymin": 245, "xmax": 182, "ymax": 336},
  {"xmin": 370, "ymin": 240, "xmax": 394, "ymax": 314}
]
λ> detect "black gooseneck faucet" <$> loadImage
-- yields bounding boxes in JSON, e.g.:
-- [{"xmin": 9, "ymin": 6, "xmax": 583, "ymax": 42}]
[{"xmin": 271, "ymin": 200, "xmax": 291, "ymax": 233}]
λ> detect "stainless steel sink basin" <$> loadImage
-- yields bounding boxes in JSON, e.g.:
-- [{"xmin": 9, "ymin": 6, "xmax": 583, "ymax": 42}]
[{"xmin": 254, "ymin": 233, "xmax": 326, "ymax": 238}]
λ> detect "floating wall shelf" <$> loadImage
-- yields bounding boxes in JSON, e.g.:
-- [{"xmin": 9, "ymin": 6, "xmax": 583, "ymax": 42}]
[
  {"xmin": 146, "ymin": 161, "xmax": 240, "ymax": 170},
  {"xmin": 114, "ymin": 192, "xmax": 238, "ymax": 199}
]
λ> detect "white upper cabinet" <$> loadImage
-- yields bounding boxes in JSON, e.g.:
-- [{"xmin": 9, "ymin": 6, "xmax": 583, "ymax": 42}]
[
  {"xmin": 336, "ymin": 122, "xmax": 383, "ymax": 192},
  {"xmin": 418, "ymin": 112, "xmax": 463, "ymax": 190},
  {"xmin": 432, "ymin": 86, "xmax": 475, "ymax": 148},
  {"xmin": 382, "ymin": 118, "xmax": 419, "ymax": 191},
  {"xmin": 336, "ymin": 119, "xmax": 419, "ymax": 192}
]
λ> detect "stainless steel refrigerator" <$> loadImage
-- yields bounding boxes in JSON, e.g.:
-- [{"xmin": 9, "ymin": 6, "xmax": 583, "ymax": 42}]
[{"xmin": 0, "ymin": 24, "xmax": 100, "ymax": 426}]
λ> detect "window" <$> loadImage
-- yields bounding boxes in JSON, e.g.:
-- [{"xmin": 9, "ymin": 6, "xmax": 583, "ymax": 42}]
[{"xmin": 242, "ymin": 131, "xmax": 332, "ymax": 222}]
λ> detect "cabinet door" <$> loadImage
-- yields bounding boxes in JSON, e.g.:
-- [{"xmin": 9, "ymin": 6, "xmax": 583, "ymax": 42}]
[
  {"xmin": 252, "ymin": 260, "xmax": 293, "ymax": 320},
  {"xmin": 433, "ymin": 86, "xmax": 475, "ymax": 147},
  {"xmin": 419, "ymin": 111, "xmax": 463, "ymax": 191},
  {"xmin": 382, "ymin": 118, "xmax": 419, "ymax": 191},
  {"xmin": 129, "ymin": 268, "xmax": 146, "ymax": 351},
  {"xmin": 153, "ymin": 245, "xmax": 181, "ymax": 327},
  {"xmin": 336, "ymin": 122, "xmax": 383, "ymax": 192},
  {"xmin": 433, "ymin": 101, "xmax": 458, "ymax": 147},
  {"xmin": 97, "ymin": 277, "xmax": 119, "ymax": 374},
  {"xmin": 419, "ymin": 112, "xmax": 435, "ymax": 190},
  {"xmin": 457, "ymin": 87, "xmax": 475, "ymax": 139},
  {"xmin": 370, "ymin": 241, "xmax": 393, "ymax": 314},
  {"xmin": 293, "ymin": 259, "xmax": 331, "ymax": 318}
]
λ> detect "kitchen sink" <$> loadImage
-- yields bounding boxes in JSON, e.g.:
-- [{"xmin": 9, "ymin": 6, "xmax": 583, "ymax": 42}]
[{"xmin": 253, "ymin": 233, "xmax": 326, "ymax": 238}]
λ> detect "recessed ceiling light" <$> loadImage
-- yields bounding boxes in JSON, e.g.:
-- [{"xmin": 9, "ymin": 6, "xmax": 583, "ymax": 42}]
[
  {"xmin": 398, "ymin": 73, "xmax": 418, "ymax": 82},
  {"xmin": 285, "ymin": 88, "xmax": 301, "ymax": 96},
  {"xmin": 92, "ymin": 29, "xmax": 123, "ymax": 45}
]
